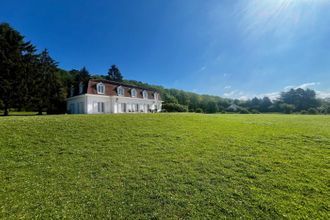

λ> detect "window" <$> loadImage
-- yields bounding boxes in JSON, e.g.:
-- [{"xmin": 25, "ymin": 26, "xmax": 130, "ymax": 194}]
[
  {"xmin": 120, "ymin": 103, "xmax": 126, "ymax": 112},
  {"xmin": 79, "ymin": 102, "xmax": 84, "ymax": 114},
  {"xmin": 97, "ymin": 102, "xmax": 105, "ymax": 113},
  {"xmin": 131, "ymin": 88, "xmax": 137, "ymax": 97},
  {"xmin": 79, "ymin": 82, "xmax": 84, "ymax": 94},
  {"xmin": 143, "ymin": 90, "xmax": 148, "ymax": 99},
  {"xmin": 97, "ymin": 83, "xmax": 105, "ymax": 94},
  {"xmin": 132, "ymin": 103, "xmax": 138, "ymax": 112},
  {"xmin": 117, "ymin": 86, "xmax": 124, "ymax": 96},
  {"xmin": 69, "ymin": 103, "xmax": 75, "ymax": 114}
]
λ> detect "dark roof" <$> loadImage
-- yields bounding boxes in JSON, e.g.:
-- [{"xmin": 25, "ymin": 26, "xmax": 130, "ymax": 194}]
[{"xmin": 89, "ymin": 79, "xmax": 158, "ymax": 92}]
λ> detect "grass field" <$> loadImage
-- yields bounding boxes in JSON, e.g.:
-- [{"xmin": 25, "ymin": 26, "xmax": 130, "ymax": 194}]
[{"xmin": 0, "ymin": 114, "xmax": 329, "ymax": 219}]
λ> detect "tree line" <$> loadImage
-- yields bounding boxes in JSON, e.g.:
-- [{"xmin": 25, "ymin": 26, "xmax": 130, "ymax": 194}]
[
  {"xmin": 120, "ymin": 80, "xmax": 330, "ymax": 114},
  {"xmin": 1, "ymin": 23, "xmax": 329, "ymax": 116}
]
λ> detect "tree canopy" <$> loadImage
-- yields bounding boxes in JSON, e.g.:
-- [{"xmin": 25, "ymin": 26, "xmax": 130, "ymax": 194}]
[{"xmin": 108, "ymin": 65, "xmax": 123, "ymax": 82}]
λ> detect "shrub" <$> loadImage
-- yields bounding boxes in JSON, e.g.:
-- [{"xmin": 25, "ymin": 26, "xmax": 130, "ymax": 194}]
[
  {"xmin": 300, "ymin": 110, "xmax": 308, "ymax": 115},
  {"xmin": 308, "ymin": 108, "xmax": 318, "ymax": 115},
  {"xmin": 195, "ymin": 108, "xmax": 203, "ymax": 113},
  {"xmin": 280, "ymin": 104, "xmax": 295, "ymax": 114},
  {"xmin": 162, "ymin": 103, "xmax": 188, "ymax": 112},
  {"xmin": 251, "ymin": 109, "xmax": 260, "ymax": 114},
  {"xmin": 239, "ymin": 108, "xmax": 250, "ymax": 114}
]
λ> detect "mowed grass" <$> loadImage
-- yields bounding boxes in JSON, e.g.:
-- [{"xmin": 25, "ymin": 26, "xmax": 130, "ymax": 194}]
[{"xmin": 0, "ymin": 114, "xmax": 329, "ymax": 219}]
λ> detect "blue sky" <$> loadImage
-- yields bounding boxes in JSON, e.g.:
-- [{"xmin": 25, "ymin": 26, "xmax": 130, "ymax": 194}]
[{"xmin": 1, "ymin": 0, "xmax": 329, "ymax": 99}]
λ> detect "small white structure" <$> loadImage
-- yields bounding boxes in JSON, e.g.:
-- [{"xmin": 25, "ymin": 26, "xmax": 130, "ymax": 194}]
[{"xmin": 67, "ymin": 79, "xmax": 162, "ymax": 114}]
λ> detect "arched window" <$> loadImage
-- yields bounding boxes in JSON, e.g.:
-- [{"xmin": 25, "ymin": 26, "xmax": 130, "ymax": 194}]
[
  {"xmin": 143, "ymin": 90, "xmax": 148, "ymax": 99},
  {"xmin": 79, "ymin": 82, "xmax": 84, "ymax": 94},
  {"xmin": 96, "ymin": 82, "xmax": 105, "ymax": 94},
  {"xmin": 131, "ymin": 88, "xmax": 137, "ymax": 98},
  {"xmin": 117, "ymin": 86, "xmax": 124, "ymax": 96}
]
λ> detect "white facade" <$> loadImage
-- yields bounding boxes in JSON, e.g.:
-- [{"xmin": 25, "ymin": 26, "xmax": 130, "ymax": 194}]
[{"xmin": 67, "ymin": 94, "xmax": 162, "ymax": 114}]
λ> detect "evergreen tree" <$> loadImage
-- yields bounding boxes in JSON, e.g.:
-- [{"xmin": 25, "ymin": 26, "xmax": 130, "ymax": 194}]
[
  {"xmin": 260, "ymin": 97, "xmax": 272, "ymax": 112},
  {"xmin": 0, "ymin": 23, "xmax": 36, "ymax": 115},
  {"xmin": 31, "ymin": 49, "xmax": 61, "ymax": 114},
  {"xmin": 74, "ymin": 67, "xmax": 91, "ymax": 94},
  {"xmin": 280, "ymin": 88, "xmax": 320, "ymax": 111},
  {"xmin": 108, "ymin": 65, "xmax": 123, "ymax": 82}
]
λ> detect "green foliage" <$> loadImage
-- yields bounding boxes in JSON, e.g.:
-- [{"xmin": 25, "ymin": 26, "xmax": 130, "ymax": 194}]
[
  {"xmin": 0, "ymin": 23, "xmax": 36, "ymax": 115},
  {"xmin": 279, "ymin": 103, "xmax": 295, "ymax": 114},
  {"xmin": 30, "ymin": 49, "xmax": 63, "ymax": 114},
  {"xmin": 300, "ymin": 110, "xmax": 308, "ymax": 115},
  {"xmin": 108, "ymin": 64, "xmax": 123, "ymax": 82},
  {"xmin": 195, "ymin": 108, "xmax": 203, "ymax": 113},
  {"xmin": 239, "ymin": 108, "xmax": 250, "ymax": 114},
  {"xmin": 162, "ymin": 103, "xmax": 188, "ymax": 112},
  {"xmin": 0, "ymin": 114, "xmax": 329, "ymax": 218},
  {"xmin": 307, "ymin": 108, "xmax": 318, "ymax": 115},
  {"xmin": 280, "ymin": 88, "xmax": 320, "ymax": 111}
]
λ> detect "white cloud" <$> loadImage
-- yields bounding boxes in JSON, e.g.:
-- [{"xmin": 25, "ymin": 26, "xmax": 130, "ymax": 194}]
[
  {"xmin": 224, "ymin": 85, "xmax": 232, "ymax": 90},
  {"xmin": 284, "ymin": 82, "xmax": 320, "ymax": 91},
  {"xmin": 257, "ymin": 92, "xmax": 280, "ymax": 100},
  {"xmin": 295, "ymin": 82, "xmax": 320, "ymax": 89},
  {"xmin": 284, "ymin": 85, "xmax": 294, "ymax": 90},
  {"xmin": 224, "ymin": 90, "xmax": 248, "ymax": 100},
  {"xmin": 316, "ymin": 90, "xmax": 330, "ymax": 99},
  {"xmin": 238, "ymin": 96, "xmax": 249, "ymax": 100}
]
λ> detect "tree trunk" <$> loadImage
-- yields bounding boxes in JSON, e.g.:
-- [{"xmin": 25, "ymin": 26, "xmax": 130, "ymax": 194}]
[
  {"xmin": 38, "ymin": 107, "xmax": 42, "ymax": 115},
  {"xmin": 3, "ymin": 102, "xmax": 9, "ymax": 116}
]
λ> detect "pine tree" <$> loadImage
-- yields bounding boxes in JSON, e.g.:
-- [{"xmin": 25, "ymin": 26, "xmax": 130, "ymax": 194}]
[
  {"xmin": 74, "ymin": 67, "xmax": 90, "ymax": 95},
  {"xmin": 0, "ymin": 23, "xmax": 36, "ymax": 116},
  {"xmin": 108, "ymin": 65, "xmax": 123, "ymax": 82},
  {"xmin": 31, "ymin": 49, "xmax": 60, "ymax": 114}
]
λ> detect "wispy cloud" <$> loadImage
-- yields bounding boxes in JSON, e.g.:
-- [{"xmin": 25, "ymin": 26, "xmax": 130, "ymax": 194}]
[
  {"xmin": 224, "ymin": 85, "xmax": 231, "ymax": 90},
  {"xmin": 198, "ymin": 66, "xmax": 206, "ymax": 72},
  {"xmin": 223, "ymin": 90, "xmax": 249, "ymax": 100},
  {"xmin": 284, "ymin": 82, "xmax": 320, "ymax": 90}
]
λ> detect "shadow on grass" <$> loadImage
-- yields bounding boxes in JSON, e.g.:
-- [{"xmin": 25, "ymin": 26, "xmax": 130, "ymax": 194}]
[{"xmin": 0, "ymin": 112, "xmax": 45, "ymax": 116}]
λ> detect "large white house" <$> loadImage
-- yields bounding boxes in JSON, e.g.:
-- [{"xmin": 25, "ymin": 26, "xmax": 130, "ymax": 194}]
[{"xmin": 67, "ymin": 79, "xmax": 162, "ymax": 114}]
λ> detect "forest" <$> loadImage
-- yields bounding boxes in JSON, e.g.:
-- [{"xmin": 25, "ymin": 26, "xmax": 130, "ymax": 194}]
[{"xmin": 1, "ymin": 22, "xmax": 329, "ymax": 116}]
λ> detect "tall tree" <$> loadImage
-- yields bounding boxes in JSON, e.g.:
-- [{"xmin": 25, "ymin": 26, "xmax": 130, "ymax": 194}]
[
  {"xmin": 280, "ymin": 88, "xmax": 320, "ymax": 111},
  {"xmin": 75, "ymin": 67, "xmax": 91, "ymax": 94},
  {"xmin": 0, "ymin": 23, "xmax": 36, "ymax": 115},
  {"xmin": 260, "ymin": 97, "xmax": 272, "ymax": 112},
  {"xmin": 108, "ymin": 65, "xmax": 123, "ymax": 82},
  {"xmin": 31, "ymin": 49, "xmax": 60, "ymax": 114}
]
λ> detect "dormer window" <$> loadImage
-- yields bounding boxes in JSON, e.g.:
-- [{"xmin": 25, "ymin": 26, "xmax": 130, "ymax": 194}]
[
  {"xmin": 131, "ymin": 88, "xmax": 137, "ymax": 98},
  {"xmin": 96, "ymin": 82, "xmax": 105, "ymax": 94},
  {"xmin": 142, "ymin": 90, "xmax": 148, "ymax": 99},
  {"xmin": 154, "ymin": 92, "xmax": 158, "ymax": 100},
  {"xmin": 79, "ymin": 82, "xmax": 84, "ymax": 94},
  {"xmin": 117, "ymin": 86, "xmax": 124, "ymax": 96}
]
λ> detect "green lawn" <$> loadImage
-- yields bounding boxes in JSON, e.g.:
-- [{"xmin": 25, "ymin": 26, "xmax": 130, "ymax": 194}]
[{"xmin": 0, "ymin": 114, "xmax": 329, "ymax": 219}]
